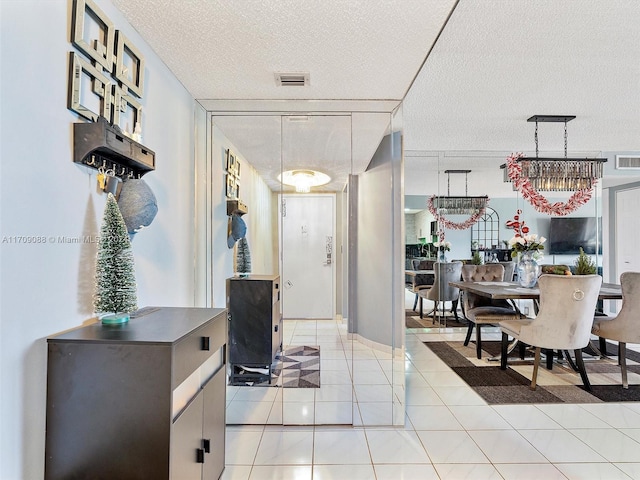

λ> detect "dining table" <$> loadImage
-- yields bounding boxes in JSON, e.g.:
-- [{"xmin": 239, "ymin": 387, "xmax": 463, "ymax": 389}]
[
  {"xmin": 449, "ymin": 280, "xmax": 622, "ymax": 302},
  {"xmin": 449, "ymin": 279, "xmax": 623, "ymax": 363}
]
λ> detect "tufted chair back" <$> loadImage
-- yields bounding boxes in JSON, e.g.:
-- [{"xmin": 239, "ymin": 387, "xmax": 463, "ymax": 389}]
[
  {"xmin": 462, "ymin": 264, "xmax": 504, "ymax": 282},
  {"xmin": 461, "ymin": 264, "xmax": 510, "ymax": 310}
]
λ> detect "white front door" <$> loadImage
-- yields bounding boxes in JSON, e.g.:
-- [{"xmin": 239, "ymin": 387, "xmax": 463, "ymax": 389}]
[{"xmin": 280, "ymin": 194, "xmax": 335, "ymax": 319}]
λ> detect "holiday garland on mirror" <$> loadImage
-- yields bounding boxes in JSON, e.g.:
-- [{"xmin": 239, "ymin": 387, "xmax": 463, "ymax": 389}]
[
  {"xmin": 94, "ymin": 193, "xmax": 138, "ymax": 323},
  {"xmin": 426, "ymin": 196, "xmax": 486, "ymax": 230}
]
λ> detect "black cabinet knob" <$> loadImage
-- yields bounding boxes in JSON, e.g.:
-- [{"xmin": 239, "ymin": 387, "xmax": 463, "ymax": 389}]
[
  {"xmin": 203, "ymin": 438, "xmax": 211, "ymax": 453},
  {"xmin": 201, "ymin": 336, "xmax": 210, "ymax": 351},
  {"xmin": 196, "ymin": 448, "xmax": 205, "ymax": 463}
]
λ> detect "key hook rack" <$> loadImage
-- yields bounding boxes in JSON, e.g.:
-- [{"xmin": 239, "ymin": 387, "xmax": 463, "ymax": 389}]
[{"xmin": 73, "ymin": 116, "xmax": 156, "ymax": 179}]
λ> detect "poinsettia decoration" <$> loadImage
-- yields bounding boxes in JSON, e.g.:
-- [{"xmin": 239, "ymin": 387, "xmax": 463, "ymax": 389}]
[{"xmin": 506, "ymin": 209, "xmax": 546, "ymax": 259}]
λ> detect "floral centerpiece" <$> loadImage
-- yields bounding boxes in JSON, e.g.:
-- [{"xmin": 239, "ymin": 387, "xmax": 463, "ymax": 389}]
[
  {"xmin": 506, "ymin": 210, "xmax": 545, "ymax": 287},
  {"xmin": 433, "ymin": 234, "xmax": 451, "ymax": 262},
  {"xmin": 433, "ymin": 240, "xmax": 451, "ymax": 252}
]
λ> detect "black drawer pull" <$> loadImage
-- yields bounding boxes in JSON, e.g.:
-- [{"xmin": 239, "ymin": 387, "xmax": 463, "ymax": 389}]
[
  {"xmin": 203, "ymin": 438, "xmax": 211, "ymax": 453},
  {"xmin": 196, "ymin": 448, "xmax": 205, "ymax": 463},
  {"xmin": 201, "ymin": 336, "xmax": 210, "ymax": 351}
]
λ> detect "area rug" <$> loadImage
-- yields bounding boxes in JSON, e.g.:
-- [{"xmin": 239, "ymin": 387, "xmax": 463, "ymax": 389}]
[
  {"xmin": 424, "ymin": 340, "xmax": 640, "ymax": 404},
  {"xmin": 406, "ymin": 309, "xmax": 469, "ymax": 329},
  {"xmin": 280, "ymin": 345, "xmax": 320, "ymax": 388},
  {"xmin": 230, "ymin": 345, "xmax": 320, "ymax": 388}
]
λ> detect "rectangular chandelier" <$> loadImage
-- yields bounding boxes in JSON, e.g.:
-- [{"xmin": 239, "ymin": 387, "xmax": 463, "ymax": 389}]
[
  {"xmin": 501, "ymin": 115, "xmax": 606, "ymax": 192},
  {"xmin": 431, "ymin": 195, "xmax": 488, "ymax": 215},
  {"xmin": 433, "ymin": 170, "xmax": 488, "ymax": 214},
  {"xmin": 501, "ymin": 157, "xmax": 606, "ymax": 192}
]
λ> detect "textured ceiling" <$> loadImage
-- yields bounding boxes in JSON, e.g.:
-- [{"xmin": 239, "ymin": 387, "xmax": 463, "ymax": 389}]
[
  {"xmin": 111, "ymin": 0, "xmax": 456, "ymax": 100},
  {"xmin": 112, "ymin": 0, "xmax": 640, "ymax": 195}
]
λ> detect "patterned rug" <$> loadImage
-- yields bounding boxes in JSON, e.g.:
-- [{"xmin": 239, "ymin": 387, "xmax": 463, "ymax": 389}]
[
  {"xmin": 230, "ymin": 346, "xmax": 320, "ymax": 388},
  {"xmin": 279, "ymin": 345, "xmax": 320, "ymax": 388},
  {"xmin": 424, "ymin": 340, "xmax": 640, "ymax": 403}
]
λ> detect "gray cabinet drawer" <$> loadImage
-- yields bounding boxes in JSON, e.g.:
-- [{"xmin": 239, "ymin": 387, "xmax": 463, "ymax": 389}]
[{"xmin": 174, "ymin": 312, "xmax": 226, "ymax": 388}]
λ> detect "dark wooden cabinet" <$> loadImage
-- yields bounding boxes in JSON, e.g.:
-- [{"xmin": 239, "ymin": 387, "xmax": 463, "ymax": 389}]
[
  {"xmin": 226, "ymin": 275, "xmax": 282, "ymax": 384},
  {"xmin": 45, "ymin": 307, "xmax": 227, "ymax": 480}
]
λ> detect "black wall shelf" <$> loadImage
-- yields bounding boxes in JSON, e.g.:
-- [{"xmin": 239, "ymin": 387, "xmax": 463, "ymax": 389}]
[
  {"xmin": 227, "ymin": 199, "xmax": 248, "ymax": 216},
  {"xmin": 73, "ymin": 116, "xmax": 155, "ymax": 178}
]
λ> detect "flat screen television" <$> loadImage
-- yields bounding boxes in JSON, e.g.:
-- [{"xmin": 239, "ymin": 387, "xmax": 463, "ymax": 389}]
[{"xmin": 548, "ymin": 217, "xmax": 602, "ymax": 255}]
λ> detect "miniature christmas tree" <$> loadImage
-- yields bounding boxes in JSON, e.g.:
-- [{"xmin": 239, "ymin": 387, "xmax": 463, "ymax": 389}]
[
  {"xmin": 574, "ymin": 247, "xmax": 597, "ymax": 275},
  {"xmin": 236, "ymin": 237, "xmax": 252, "ymax": 275},
  {"xmin": 94, "ymin": 193, "xmax": 138, "ymax": 323}
]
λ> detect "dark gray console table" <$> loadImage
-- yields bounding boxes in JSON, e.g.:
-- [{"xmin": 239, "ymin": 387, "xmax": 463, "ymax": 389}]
[
  {"xmin": 226, "ymin": 275, "xmax": 282, "ymax": 384},
  {"xmin": 45, "ymin": 307, "xmax": 227, "ymax": 480}
]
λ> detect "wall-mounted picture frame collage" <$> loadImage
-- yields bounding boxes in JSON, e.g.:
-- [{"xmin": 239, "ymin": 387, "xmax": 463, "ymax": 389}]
[{"xmin": 225, "ymin": 149, "xmax": 241, "ymax": 199}]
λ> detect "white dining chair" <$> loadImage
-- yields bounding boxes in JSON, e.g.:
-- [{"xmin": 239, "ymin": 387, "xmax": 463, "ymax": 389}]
[
  {"xmin": 591, "ymin": 271, "xmax": 640, "ymax": 389},
  {"xmin": 499, "ymin": 274, "xmax": 602, "ymax": 390}
]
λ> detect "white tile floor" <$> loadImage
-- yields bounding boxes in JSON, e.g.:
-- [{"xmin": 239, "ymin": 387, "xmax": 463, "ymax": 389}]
[{"xmin": 222, "ymin": 296, "xmax": 640, "ymax": 479}]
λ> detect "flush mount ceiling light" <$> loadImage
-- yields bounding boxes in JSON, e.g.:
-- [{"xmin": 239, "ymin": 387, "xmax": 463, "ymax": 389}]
[
  {"xmin": 427, "ymin": 170, "xmax": 489, "ymax": 230},
  {"xmin": 278, "ymin": 169, "xmax": 331, "ymax": 193},
  {"xmin": 501, "ymin": 115, "xmax": 607, "ymax": 216}
]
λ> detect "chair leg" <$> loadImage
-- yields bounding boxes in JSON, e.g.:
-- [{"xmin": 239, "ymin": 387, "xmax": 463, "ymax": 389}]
[
  {"xmin": 419, "ymin": 296, "xmax": 424, "ymax": 319},
  {"xmin": 545, "ymin": 349, "xmax": 554, "ymax": 370},
  {"xmin": 413, "ymin": 293, "xmax": 418, "ymax": 312},
  {"xmin": 563, "ymin": 350, "xmax": 578, "ymax": 372},
  {"xmin": 620, "ymin": 342, "xmax": 628, "ymax": 389},
  {"xmin": 518, "ymin": 342, "xmax": 526, "ymax": 360},
  {"xmin": 599, "ymin": 336, "xmax": 607, "ymax": 356},
  {"xmin": 475, "ymin": 324, "xmax": 482, "ymax": 360},
  {"xmin": 463, "ymin": 322, "xmax": 474, "ymax": 346},
  {"xmin": 531, "ymin": 347, "xmax": 541, "ymax": 390},
  {"xmin": 452, "ymin": 298, "xmax": 459, "ymax": 320},
  {"xmin": 500, "ymin": 332, "xmax": 509, "ymax": 370},
  {"xmin": 574, "ymin": 348, "xmax": 592, "ymax": 391}
]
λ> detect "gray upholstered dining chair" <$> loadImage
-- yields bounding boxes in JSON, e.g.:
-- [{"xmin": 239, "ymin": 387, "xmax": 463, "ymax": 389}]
[
  {"xmin": 499, "ymin": 261, "xmax": 516, "ymax": 282},
  {"xmin": 499, "ymin": 274, "xmax": 602, "ymax": 390},
  {"xmin": 591, "ymin": 271, "xmax": 640, "ymax": 389},
  {"xmin": 409, "ymin": 259, "xmax": 435, "ymax": 311},
  {"xmin": 461, "ymin": 264, "xmax": 524, "ymax": 359},
  {"xmin": 421, "ymin": 261, "xmax": 463, "ymax": 326}
]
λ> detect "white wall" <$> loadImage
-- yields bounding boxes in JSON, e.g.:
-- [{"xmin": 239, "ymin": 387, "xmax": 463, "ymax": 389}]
[
  {"xmin": 356, "ymin": 132, "xmax": 402, "ymax": 346},
  {"xmin": 0, "ymin": 2, "xmax": 198, "ymax": 478},
  {"xmin": 209, "ymin": 124, "xmax": 277, "ymax": 308}
]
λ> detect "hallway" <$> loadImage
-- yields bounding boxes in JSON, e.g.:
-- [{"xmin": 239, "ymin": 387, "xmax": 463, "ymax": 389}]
[{"xmin": 222, "ymin": 320, "xmax": 640, "ymax": 479}]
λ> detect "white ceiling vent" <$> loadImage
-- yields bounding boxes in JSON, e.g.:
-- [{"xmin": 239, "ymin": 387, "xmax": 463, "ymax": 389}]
[
  {"xmin": 275, "ymin": 72, "xmax": 310, "ymax": 87},
  {"xmin": 615, "ymin": 155, "xmax": 640, "ymax": 170}
]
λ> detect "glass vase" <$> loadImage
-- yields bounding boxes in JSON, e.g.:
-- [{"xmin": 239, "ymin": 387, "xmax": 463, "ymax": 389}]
[
  {"xmin": 438, "ymin": 250, "xmax": 448, "ymax": 263},
  {"xmin": 517, "ymin": 251, "xmax": 540, "ymax": 288}
]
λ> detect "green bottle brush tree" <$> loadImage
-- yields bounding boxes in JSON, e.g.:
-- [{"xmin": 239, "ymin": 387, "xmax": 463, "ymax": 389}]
[{"xmin": 94, "ymin": 193, "xmax": 138, "ymax": 324}]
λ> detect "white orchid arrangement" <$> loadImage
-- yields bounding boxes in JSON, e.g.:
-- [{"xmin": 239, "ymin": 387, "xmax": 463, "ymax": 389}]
[
  {"xmin": 508, "ymin": 234, "xmax": 546, "ymax": 260},
  {"xmin": 433, "ymin": 240, "xmax": 451, "ymax": 251}
]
